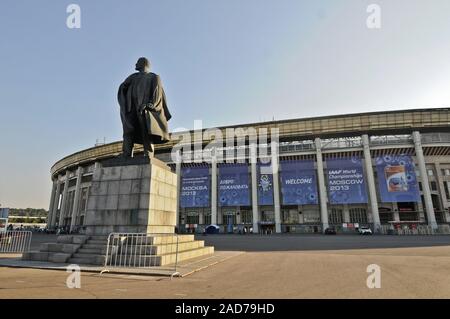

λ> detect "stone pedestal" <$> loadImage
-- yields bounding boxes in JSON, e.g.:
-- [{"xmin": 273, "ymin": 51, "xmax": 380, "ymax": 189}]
[
  {"xmin": 84, "ymin": 157, "xmax": 177, "ymax": 235},
  {"xmin": 23, "ymin": 156, "xmax": 214, "ymax": 266}
]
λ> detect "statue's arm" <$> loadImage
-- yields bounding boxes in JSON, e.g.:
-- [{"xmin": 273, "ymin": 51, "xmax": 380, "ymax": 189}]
[
  {"xmin": 117, "ymin": 75, "xmax": 133, "ymax": 110},
  {"xmin": 158, "ymin": 75, "xmax": 172, "ymax": 121}
]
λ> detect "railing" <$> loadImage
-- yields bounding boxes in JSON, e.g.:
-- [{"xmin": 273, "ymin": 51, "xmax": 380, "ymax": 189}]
[
  {"xmin": 370, "ymin": 135, "xmax": 413, "ymax": 146},
  {"xmin": 321, "ymin": 137, "xmax": 362, "ymax": 150},
  {"xmin": 379, "ymin": 224, "xmax": 450, "ymax": 235},
  {"xmin": 421, "ymin": 132, "xmax": 450, "ymax": 144},
  {"xmin": 101, "ymin": 233, "xmax": 180, "ymax": 278},
  {"xmin": 0, "ymin": 231, "xmax": 32, "ymax": 253}
]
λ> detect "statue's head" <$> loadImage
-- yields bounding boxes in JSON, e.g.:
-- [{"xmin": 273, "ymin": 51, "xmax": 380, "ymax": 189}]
[{"xmin": 135, "ymin": 57, "xmax": 150, "ymax": 73}]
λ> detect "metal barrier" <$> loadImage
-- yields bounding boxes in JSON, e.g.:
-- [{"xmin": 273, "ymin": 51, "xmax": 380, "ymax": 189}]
[
  {"xmin": 0, "ymin": 231, "xmax": 32, "ymax": 253},
  {"xmin": 101, "ymin": 233, "xmax": 180, "ymax": 277},
  {"xmin": 380, "ymin": 225, "xmax": 450, "ymax": 235}
]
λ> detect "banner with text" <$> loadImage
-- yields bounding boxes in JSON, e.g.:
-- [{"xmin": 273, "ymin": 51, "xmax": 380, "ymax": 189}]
[
  {"xmin": 180, "ymin": 167, "xmax": 210, "ymax": 208},
  {"xmin": 375, "ymin": 155, "xmax": 420, "ymax": 203},
  {"xmin": 326, "ymin": 157, "xmax": 368, "ymax": 204},
  {"xmin": 280, "ymin": 160, "xmax": 318, "ymax": 205},
  {"xmin": 257, "ymin": 162, "xmax": 274, "ymax": 206},
  {"xmin": 219, "ymin": 164, "xmax": 251, "ymax": 206}
]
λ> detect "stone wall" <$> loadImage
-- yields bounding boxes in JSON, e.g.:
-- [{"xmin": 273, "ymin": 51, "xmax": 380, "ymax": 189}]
[{"xmin": 84, "ymin": 158, "xmax": 177, "ymax": 235}]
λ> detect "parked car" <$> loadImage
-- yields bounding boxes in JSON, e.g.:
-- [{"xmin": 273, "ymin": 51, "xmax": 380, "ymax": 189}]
[
  {"xmin": 358, "ymin": 226, "xmax": 373, "ymax": 235},
  {"xmin": 205, "ymin": 224, "xmax": 220, "ymax": 234},
  {"xmin": 324, "ymin": 227, "xmax": 337, "ymax": 235}
]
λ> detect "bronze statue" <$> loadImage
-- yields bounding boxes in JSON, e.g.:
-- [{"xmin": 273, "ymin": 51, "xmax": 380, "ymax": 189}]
[{"xmin": 118, "ymin": 57, "xmax": 172, "ymax": 157}]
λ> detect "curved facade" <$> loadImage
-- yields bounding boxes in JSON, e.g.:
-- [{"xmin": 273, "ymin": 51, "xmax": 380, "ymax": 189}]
[{"xmin": 47, "ymin": 108, "xmax": 450, "ymax": 234}]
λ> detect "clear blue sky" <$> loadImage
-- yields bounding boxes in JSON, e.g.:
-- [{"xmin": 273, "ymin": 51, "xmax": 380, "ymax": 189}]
[{"xmin": 1, "ymin": 0, "xmax": 450, "ymax": 209}]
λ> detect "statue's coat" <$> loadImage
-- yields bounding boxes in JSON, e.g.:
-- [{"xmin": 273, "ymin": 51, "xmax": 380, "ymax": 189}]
[{"xmin": 118, "ymin": 71, "xmax": 172, "ymax": 145}]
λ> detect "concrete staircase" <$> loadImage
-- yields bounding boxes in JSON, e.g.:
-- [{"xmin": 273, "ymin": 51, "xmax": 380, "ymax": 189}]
[
  {"xmin": 67, "ymin": 235, "xmax": 109, "ymax": 265},
  {"xmin": 110, "ymin": 234, "xmax": 215, "ymax": 266},
  {"xmin": 23, "ymin": 234, "xmax": 214, "ymax": 267}
]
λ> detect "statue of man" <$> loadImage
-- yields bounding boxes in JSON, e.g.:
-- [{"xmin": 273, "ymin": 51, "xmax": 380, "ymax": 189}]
[{"xmin": 117, "ymin": 57, "xmax": 172, "ymax": 157}]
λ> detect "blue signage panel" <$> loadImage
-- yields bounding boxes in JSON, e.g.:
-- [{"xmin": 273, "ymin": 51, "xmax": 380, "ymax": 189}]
[
  {"xmin": 375, "ymin": 155, "xmax": 420, "ymax": 203},
  {"xmin": 257, "ymin": 162, "xmax": 274, "ymax": 206},
  {"xmin": 218, "ymin": 164, "xmax": 251, "ymax": 206},
  {"xmin": 0, "ymin": 208, "xmax": 9, "ymax": 219},
  {"xmin": 326, "ymin": 157, "xmax": 368, "ymax": 204},
  {"xmin": 280, "ymin": 160, "xmax": 318, "ymax": 205},
  {"xmin": 180, "ymin": 167, "xmax": 210, "ymax": 208}
]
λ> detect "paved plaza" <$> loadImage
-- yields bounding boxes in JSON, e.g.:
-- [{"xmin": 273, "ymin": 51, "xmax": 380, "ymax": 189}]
[{"xmin": 1, "ymin": 234, "xmax": 450, "ymax": 298}]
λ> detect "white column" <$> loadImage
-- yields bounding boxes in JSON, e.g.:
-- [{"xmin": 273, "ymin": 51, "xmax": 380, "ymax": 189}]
[
  {"xmin": 434, "ymin": 162, "xmax": 449, "ymax": 222},
  {"xmin": 250, "ymin": 143, "xmax": 259, "ymax": 233},
  {"xmin": 413, "ymin": 131, "xmax": 438, "ymax": 229},
  {"xmin": 315, "ymin": 138, "xmax": 329, "ymax": 231},
  {"xmin": 362, "ymin": 134, "xmax": 381, "ymax": 232},
  {"xmin": 446, "ymin": 182, "xmax": 450, "ymax": 222},
  {"xmin": 50, "ymin": 177, "xmax": 61, "ymax": 227},
  {"xmin": 175, "ymin": 150, "xmax": 182, "ymax": 229},
  {"xmin": 58, "ymin": 171, "xmax": 70, "ymax": 227},
  {"xmin": 47, "ymin": 180, "xmax": 57, "ymax": 228},
  {"xmin": 69, "ymin": 167, "xmax": 83, "ymax": 233},
  {"xmin": 343, "ymin": 204, "xmax": 350, "ymax": 223},
  {"xmin": 393, "ymin": 203, "xmax": 400, "ymax": 222},
  {"xmin": 211, "ymin": 150, "xmax": 218, "ymax": 225},
  {"xmin": 271, "ymin": 141, "xmax": 281, "ymax": 233}
]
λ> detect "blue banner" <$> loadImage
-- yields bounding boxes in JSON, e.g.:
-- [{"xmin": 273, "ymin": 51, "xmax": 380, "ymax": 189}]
[
  {"xmin": 0, "ymin": 208, "xmax": 9, "ymax": 218},
  {"xmin": 180, "ymin": 167, "xmax": 210, "ymax": 208},
  {"xmin": 257, "ymin": 162, "xmax": 274, "ymax": 206},
  {"xmin": 280, "ymin": 160, "xmax": 318, "ymax": 205},
  {"xmin": 219, "ymin": 164, "xmax": 251, "ymax": 206},
  {"xmin": 375, "ymin": 155, "xmax": 420, "ymax": 203},
  {"xmin": 326, "ymin": 157, "xmax": 368, "ymax": 204}
]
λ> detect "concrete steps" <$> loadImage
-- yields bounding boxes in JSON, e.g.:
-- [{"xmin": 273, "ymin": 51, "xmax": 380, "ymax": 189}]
[
  {"xmin": 77, "ymin": 248, "xmax": 104, "ymax": 254},
  {"xmin": 23, "ymin": 234, "xmax": 214, "ymax": 267},
  {"xmin": 107, "ymin": 246, "xmax": 215, "ymax": 266},
  {"xmin": 68, "ymin": 256, "xmax": 105, "ymax": 265},
  {"xmin": 86, "ymin": 240, "xmax": 107, "ymax": 245},
  {"xmin": 82, "ymin": 244, "xmax": 106, "ymax": 250}
]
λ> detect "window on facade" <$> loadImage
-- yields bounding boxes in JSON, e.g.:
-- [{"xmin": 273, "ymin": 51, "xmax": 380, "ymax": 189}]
[
  {"xmin": 379, "ymin": 212, "xmax": 392, "ymax": 224},
  {"xmin": 435, "ymin": 212, "xmax": 445, "ymax": 224},
  {"xmin": 427, "ymin": 169, "xmax": 434, "ymax": 176},
  {"xmin": 445, "ymin": 182, "xmax": 450, "ymax": 200},
  {"xmin": 281, "ymin": 210, "xmax": 298, "ymax": 224},
  {"xmin": 186, "ymin": 213, "xmax": 199, "ymax": 224},
  {"xmin": 203, "ymin": 214, "xmax": 211, "ymax": 225},
  {"xmin": 240, "ymin": 210, "xmax": 252, "ymax": 224},
  {"xmin": 303, "ymin": 210, "xmax": 320, "ymax": 223},
  {"xmin": 79, "ymin": 187, "xmax": 88, "ymax": 213},
  {"xmin": 329, "ymin": 209, "xmax": 343, "ymax": 224},
  {"xmin": 61, "ymin": 191, "xmax": 75, "ymax": 227},
  {"xmin": 222, "ymin": 212, "xmax": 236, "ymax": 225},
  {"xmin": 261, "ymin": 211, "xmax": 275, "ymax": 222},
  {"xmin": 349, "ymin": 208, "xmax": 368, "ymax": 224},
  {"xmin": 399, "ymin": 212, "xmax": 419, "ymax": 221},
  {"xmin": 418, "ymin": 182, "xmax": 423, "ymax": 191},
  {"xmin": 430, "ymin": 181, "xmax": 438, "ymax": 191}
]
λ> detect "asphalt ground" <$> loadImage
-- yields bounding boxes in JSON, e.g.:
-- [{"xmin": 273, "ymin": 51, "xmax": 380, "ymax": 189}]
[
  {"xmin": 1, "ymin": 233, "xmax": 449, "ymax": 298},
  {"xmin": 30, "ymin": 233, "xmax": 450, "ymax": 252}
]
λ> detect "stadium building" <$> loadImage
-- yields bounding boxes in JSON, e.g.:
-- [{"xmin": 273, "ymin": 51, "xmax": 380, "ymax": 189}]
[{"xmin": 46, "ymin": 108, "xmax": 450, "ymax": 234}]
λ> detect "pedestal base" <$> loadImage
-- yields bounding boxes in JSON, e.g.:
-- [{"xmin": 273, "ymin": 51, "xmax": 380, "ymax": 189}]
[{"xmin": 83, "ymin": 157, "xmax": 177, "ymax": 235}]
